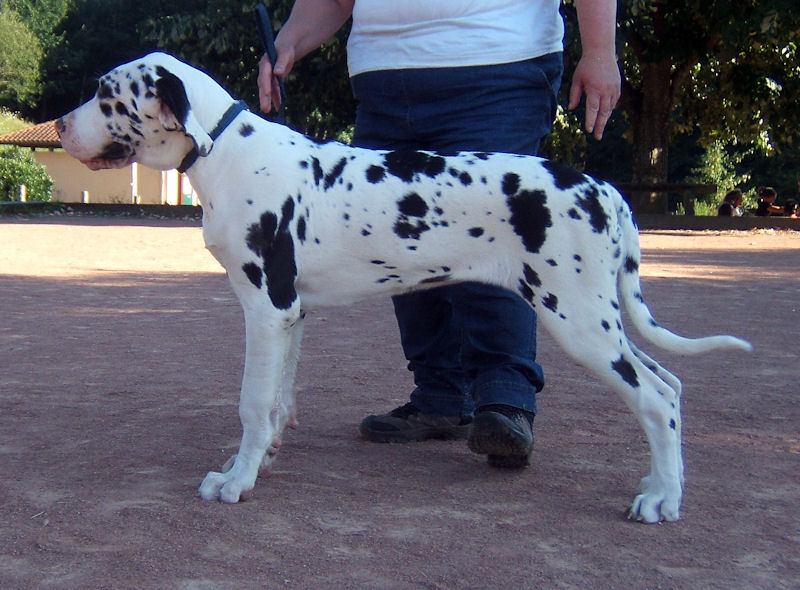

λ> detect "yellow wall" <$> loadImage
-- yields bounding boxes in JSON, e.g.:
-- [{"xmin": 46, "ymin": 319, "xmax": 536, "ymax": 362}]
[{"xmin": 31, "ymin": 149, "xmax": 185, "ymax": 204}]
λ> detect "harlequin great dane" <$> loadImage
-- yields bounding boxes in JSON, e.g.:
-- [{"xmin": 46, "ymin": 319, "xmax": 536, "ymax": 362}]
[{"xmin": 57, "ymin": 53, "xmax": 752, "ymax": 523}]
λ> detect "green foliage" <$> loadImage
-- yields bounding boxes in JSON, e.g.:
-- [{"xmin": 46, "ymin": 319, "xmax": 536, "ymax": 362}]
[
  {"xmin": 0, "ymin": 146, "xmax": 54, "ymax": 202},
  {"xmin": 0, "ymin": 107, "xmax": 30, "ymax": 134},
  {"xmin": 687, "ymin": 141, "xmax": 752, "ymax": 205},
  {"xmin": 3, "ymin": 0, "xmax": 797, "ymax": 204},
  {"xmin": 143, "ymin": 0, "xmax": 355, "ymax": 138},
  {"xmin": 0, "ymin": 7, "xmax": 44, "ymax": 108},
  {"xmin": 539, "ymin": 106, "xmax": 587, "ymax": 168}
]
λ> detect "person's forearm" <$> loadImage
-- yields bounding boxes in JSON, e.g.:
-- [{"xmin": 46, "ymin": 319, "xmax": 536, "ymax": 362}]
[
  {"xmin": 276, "ymin": 0, "xmax": 354, "ymax": 62},
  {"xmin": 574, "ymin": 0, "xmax": 617, "ymax": 58}
]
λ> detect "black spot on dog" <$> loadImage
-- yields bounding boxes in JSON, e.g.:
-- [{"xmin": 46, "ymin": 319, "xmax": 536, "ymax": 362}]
[
  {"xmin": 542, "ymin": 160, "xmax": 587, "ymax": 190},
  {"xmin": 130, "ymin": 81, "xmax": 140, "ymax": 97},
  {"xmin": 395, "ymin": 219, "xmax": 430, "ymax": 240},
  {"xmin": 366, "ymin": 165, "xmax": 385, "ymax": 183},
  {"xmin": 98, "ymin": 82, "xmax": 114, "ymax": 100},
  {"xmin": 97, "ymin": 141, "xmax": 132, "ymax": 161},
  {"xmin": 383, "ymin": 150, "xmax": 446, "ymax": 182},
  {"xmin": 601, "ymin": 320, "xmax": 611, "ymax": 331},
  {"xmin": 468, "ymin": 227, "xmax": 484, "ymax": 237},
  {"xmin": 370, "ymin": 260, "xmax": 385, "ymax": 265},
  {"xmin": 546, "ymin": 259, "xmax": 557, "ymax": 267},
  {"xmin": 398, "ymin": 192, "xmax": 428, "ymax": 217},
  {"xmin": 507, "ymin": 189, "xmax": 552, "ymax": 254},
  {"xmin": 523, "ymin": 263, "xmax": 542, "ymax": 288},
  {"xmin": 624, "ymin": 256, "xmax": 638, "ymax": 273},
  {"xmin": 310, "ymin": 157, "xmax": 324, "ymax": 186},
  {"xmin": 501, "ymin": 173, "xmax": 521, "ymax": 196},
  {"xmin": 542, "ymin": 293, "xmax": 558, "ymax": 313},
  {"xmin": 115, "ymin": 102, "xmax": 129, "ymax": 116},
  {"xmin": 568, "ymin": 208, "xmax": 582, "ymax": 220},
  {"xmin": 612, "ymin": 356, "xmax": 639, "ymax": 388},
  {"xmin": 575, "ymin": 185, "xmax": 609, "ymax": 234},
  {"xmin": 669, "ymin": 419, "xmax": 676, "ymax": 430},
  {"xmin": 324, "ymin": 157, "xmax": 347, "ymax": 190},
  {"xmin": 297, "ymin": 216, "xmax": 306, "ymax": 243},
  {"xmin": 299, "ymin": 161, "xmax": 309, "ymax": 169},
  {"xmin": 239, "ymin": 123, "xmax": 255, "ymax": 137},
  {"xmin": 242, "ymin": 262, "xmax": 263, "ymax": 289},
  {"xmin": 100, "ymin": 103, "xmax": 113, "ymax": 118},
  {"xmin": 518, "ymin": 280, "xmax": 534, "ymax": 304},
  {"xmin": 244, "ymin": 197, "xmax": 298, "ymax": 310}
]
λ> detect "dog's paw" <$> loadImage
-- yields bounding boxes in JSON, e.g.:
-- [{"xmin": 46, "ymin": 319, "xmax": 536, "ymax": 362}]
[
  {"xmin": 198, "ymin": 470, "xmax": 254, "ymax": 503},
  {"xmin": 627, "ymin": 476, "xmax": 681, "ymax": 523}
]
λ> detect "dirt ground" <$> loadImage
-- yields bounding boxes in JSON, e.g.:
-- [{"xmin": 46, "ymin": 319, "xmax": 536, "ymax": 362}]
[{"xmin": 1, "ymin": 216, "xmax": 798, "ymax": 589}]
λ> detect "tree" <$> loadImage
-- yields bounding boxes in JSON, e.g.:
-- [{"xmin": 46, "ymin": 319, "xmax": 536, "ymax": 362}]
[
  {"xmin": 615, "ymin": 0, "xmax": 800, "ymax": 211},
  {"xmin": 0, "ymin": 8, "xmax": 43, "ymax": 108},
  {"xmin": 143, "ymin": 0, "xmax": 355, "ymax": 138}
]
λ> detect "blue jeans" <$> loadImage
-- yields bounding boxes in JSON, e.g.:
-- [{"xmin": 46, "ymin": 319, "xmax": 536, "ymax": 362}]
[{"xmin": 350, "ymin": 54, "xmax": 563, "ymax": 417}]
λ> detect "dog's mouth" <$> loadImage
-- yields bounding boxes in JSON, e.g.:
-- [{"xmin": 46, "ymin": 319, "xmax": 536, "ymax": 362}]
[{"xmin": 80, "ymin": 142, "xmax": 134, "ymax": 170}]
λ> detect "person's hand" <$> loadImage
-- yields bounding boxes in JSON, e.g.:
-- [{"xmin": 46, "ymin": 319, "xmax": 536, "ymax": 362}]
[
  {"xmin": 258, "ymin": 45, "xmax": 296, "ymax": 113},
  {"xmin": 568, "ymin": 54, "xmax": 620, "ymax": 141}
]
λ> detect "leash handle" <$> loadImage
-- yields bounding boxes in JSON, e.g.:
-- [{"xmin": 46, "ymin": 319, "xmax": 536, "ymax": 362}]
[{"xmin": 255, "ymin": 2, "xmax": 287, "ymax": 123}]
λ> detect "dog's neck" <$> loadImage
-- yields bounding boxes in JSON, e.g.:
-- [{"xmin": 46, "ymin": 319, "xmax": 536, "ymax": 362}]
[{"xmin": 177, "ymin": 100, "xmax": 249, "ymax": 173}]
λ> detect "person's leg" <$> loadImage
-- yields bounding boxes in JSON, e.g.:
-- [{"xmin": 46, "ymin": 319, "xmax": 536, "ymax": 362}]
[
  {"xmin": 404, "ymin": 56, "xmax": 561, "ymax": 465},
  {"xmin": 352, "ymin": 71, "xmax": 474, "ymax": 442},
  {"xmin": 352, "ymin": 55, "xmax": 564, "ymax": 455}
]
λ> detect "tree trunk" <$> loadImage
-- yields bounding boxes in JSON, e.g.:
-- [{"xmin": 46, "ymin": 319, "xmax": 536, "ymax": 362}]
[{"xmin": 625, "ymin": 60, "xmax": 676, "ymax": 214}]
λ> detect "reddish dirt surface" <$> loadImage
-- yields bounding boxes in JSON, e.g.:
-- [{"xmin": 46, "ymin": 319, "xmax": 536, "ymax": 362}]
[{"xmin": 1, "ymin": 216, "xmax": 798, "ymax": 589}]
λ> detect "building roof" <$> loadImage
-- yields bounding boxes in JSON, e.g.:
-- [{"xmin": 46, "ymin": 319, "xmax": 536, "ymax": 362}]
[{"xmin": 0, "ymin": 120, "xmax": 61, "ymax": 149}]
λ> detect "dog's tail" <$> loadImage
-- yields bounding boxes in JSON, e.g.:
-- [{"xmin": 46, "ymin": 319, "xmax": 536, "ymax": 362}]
[{"xmin": 612, "ymin": 186, "xmax": 753, "ymax": 355}]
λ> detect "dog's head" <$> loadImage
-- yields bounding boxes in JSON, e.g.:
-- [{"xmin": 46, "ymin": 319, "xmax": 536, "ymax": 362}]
[{"xmin": 57, "ymin": 53, "xmax": 215, "ymax": 171}]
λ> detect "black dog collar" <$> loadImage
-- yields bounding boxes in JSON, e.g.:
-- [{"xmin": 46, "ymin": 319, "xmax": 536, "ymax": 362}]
[{"xmin": 177, "ymin": 100, "xmax": 249, "ymax": 173}]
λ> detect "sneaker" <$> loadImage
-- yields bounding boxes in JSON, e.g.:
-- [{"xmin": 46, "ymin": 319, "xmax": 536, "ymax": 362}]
[
  {"xmin": 467, "ymin": 404, "xmax": 534, "ymax": 468},
  {"xmin": 359, "ymin": 402, "xmax": 473, "ymax": 443}
]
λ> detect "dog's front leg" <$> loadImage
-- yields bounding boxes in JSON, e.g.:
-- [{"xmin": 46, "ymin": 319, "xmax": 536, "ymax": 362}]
[
  {"xmin": 199, "ymin": 301, "xmax": 301, "ymax": 503},
  {"xmin": 261, "ymin": 310, "xmax": 305, "ymax": 471}
]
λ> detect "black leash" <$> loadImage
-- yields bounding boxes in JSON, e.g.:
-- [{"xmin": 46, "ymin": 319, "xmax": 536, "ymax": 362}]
[{"xmin": 255, "ymin": 3, "xmax": 287, "ymax": 124}]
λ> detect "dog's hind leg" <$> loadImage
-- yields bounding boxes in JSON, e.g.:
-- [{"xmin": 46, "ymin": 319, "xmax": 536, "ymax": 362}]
[
  {"xmin": 539, "ymin": 308, "xmax": 683, "ymax": 522},
  {"xmin": 626, "ymin": 339, "xmax": 684, "ymax": 486},
  {"xmin": 199, "ymin": 298, "xmax": 302, "ymax": 503}
]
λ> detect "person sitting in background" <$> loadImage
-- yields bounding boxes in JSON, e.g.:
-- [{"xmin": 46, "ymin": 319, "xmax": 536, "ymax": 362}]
[
  {"xmin": 755, "ymin": 186, "xmax": 784, "ymax": 217},
  {"xmin": 783, "ymin": 199, "xmax": 798, "ymax": 219},
  {"xmin": 717, "ymin": 189, "xmax": 743, "ymax": 216}
]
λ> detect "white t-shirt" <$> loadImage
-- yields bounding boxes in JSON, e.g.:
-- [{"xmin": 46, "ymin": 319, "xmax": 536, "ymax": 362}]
[{"xmin": 347, "ymin": 0, "xmax": 564, "ymax": 76}]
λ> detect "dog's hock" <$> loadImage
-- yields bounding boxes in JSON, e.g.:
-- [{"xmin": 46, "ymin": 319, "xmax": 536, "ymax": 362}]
[{"xmin": 154, "ymin": 67, "xmax": 213, "ymax": 157}]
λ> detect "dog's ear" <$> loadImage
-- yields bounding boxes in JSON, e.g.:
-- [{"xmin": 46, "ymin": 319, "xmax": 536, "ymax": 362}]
[{"xmin": 154, "ymin": 67, "xmax": 213, "ymax": 156}]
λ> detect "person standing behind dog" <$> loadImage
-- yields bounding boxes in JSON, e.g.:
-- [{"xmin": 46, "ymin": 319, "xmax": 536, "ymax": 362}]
[{"xmin": 259, "ymin": 0, "xmax": 620, "ymax": 468}]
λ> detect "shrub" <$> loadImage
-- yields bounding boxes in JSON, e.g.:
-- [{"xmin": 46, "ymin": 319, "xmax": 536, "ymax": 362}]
[{"xmin": 0, "ymin": 145, "xmax": 53, "ymax": 201}]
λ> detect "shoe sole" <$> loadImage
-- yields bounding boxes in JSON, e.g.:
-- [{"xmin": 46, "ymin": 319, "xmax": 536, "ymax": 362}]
[
  {"xmin": 468, "ymin": 411, "xmax": 533, "ymax": 468},
  {"xmin": 359, "ymin": 423, "xmax": 472, "ymax": 443}
]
